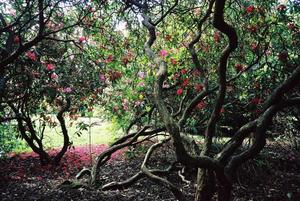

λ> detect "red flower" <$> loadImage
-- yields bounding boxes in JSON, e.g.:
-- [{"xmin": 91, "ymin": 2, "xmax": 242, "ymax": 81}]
[
  {"xmin": 26, "ymin": 51, "xmax": 37, "ymax": 61},
  {"xmin": 177, "ymin": 88, "xmax": 183, "ymax": 95},
  {"xmin": 220, "ymin": 108, "xmax": 225, "ymax": 114},
  {"xmin": 13, "ymin": 35, "xmax": 20, "ymax": 44},
  {"xmin": 46, "ymin": 63, "xmax": 55, "ymax": 71},
  {"xmin": 194, "ymin": 84, "xmax": 204, "ymax": 92},
  {"xmin": 88, "ymin": 107, "xmax": 93, "ymax": 112},
  {"xmin": 245, "ymin": 5, "xmax": 255, "ymax": 13},
  {"xmin": 170, "ymin": 57, "xmax": 177, "ymax": 65},
  {"xmin": 234, "ymin": 63, "xmax": 244, "ymax": 72},
  {"xmin": 181, "ymin": 68, "xmax": 188, "ymax": 74},
  {"xmin": 182, "ymin": 78, "xmax": 190, "ymax": 87},
  {"xmin": 196, "ymin": 101, "xmax": 206, "ymax": 110},
  {"xmin": 214, "ymin": 32, "xmax": 220, "ymax": 43}
]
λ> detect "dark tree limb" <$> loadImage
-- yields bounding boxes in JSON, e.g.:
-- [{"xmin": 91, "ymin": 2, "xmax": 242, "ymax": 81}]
[
  {"xmin": 203, "ymin": 0, "xmax": 238, "ymax": 154},
  {"xmin": 91, "ymin": 126, "xmax": 151, "ymax": 185},
  {"xmin": 102, "ymin": 162, "xmax": 178, "ymax": 191},
  {"xmin": 141, "ymin": 138, "xmax": 185, "ymax": 201}
]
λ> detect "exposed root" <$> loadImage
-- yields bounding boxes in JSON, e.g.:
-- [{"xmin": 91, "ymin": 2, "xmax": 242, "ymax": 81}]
[{"xmin": 76, "ymin": 167, "xmax": 91, "ymax": 180}]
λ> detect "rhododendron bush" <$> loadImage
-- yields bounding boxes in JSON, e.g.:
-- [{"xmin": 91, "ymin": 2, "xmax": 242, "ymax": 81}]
[
  {"xmin": 1, "ymin": 0, "xmax": 300, "ymax": 201},
  {"xmin": 0, "ymin": 0, "xmax": 110, "ymax": 165}
]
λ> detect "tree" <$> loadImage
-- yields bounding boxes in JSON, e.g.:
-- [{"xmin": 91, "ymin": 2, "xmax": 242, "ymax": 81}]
[
  {"xmin": 84, "ymin": 1, "xmax": 300, "ymax": 201},
  {"xmin": 0, "ymin": 0, "xmax": 105, "ymax": 165}
]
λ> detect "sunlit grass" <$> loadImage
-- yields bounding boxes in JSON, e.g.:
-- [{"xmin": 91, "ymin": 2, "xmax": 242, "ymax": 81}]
[{"xmin": 12, "ymin": 117, "xmax": 120, "ymax": 153}]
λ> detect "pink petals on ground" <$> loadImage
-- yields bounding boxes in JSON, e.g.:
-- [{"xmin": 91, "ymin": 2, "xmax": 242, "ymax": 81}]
[{"xmin": 3, "ymin": 144, "xmax": 126, "ymax": 181}]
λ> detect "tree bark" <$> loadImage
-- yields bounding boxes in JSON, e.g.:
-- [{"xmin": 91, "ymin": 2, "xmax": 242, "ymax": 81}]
[{"xmin": 194, "ymin": 169, "xmax": 215, "ymax": 201}]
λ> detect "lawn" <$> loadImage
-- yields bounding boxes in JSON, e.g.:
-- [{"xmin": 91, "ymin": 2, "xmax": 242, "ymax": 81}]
[{"xmin": 11, "ymin": 117, "xmax": 121, "ymax": 153}]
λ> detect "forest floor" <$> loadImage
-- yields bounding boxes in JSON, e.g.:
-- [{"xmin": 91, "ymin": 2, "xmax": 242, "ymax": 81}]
[{"xmin": 0, "ymin": 141, "xmax": 300, "ymax": 201}]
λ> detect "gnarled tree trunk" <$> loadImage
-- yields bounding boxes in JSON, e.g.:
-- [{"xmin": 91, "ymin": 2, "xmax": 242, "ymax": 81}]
[{"xmin": 194, "ymin": 169, "xmax": 216, "ymax": 201}]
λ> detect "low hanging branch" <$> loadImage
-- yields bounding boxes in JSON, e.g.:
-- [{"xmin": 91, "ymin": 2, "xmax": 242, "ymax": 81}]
[
  {"xmin": 102, "ymin": 160, "xmax": 178, "ymax": 191},
  {"xmin": 91, "ymin": 126, "xmax": 151, "ymax": 185},
  {"xmin": 217, "ymin": 65, "xmax": 300, "ymax": 169},
  {"xmin": 224, "ymin": 70, "xmax": 300, "ymax": 175}
]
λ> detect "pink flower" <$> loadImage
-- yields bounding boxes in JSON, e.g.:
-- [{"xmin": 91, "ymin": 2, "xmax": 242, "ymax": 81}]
[
  {"xmin": 196, "ymin": 101, "xmax": 206, "ymax": 110},
  {"xmin": 63, "ymin": 87, "xmax": 72, "ymax": 93},
  {"xmin": 46, "ymin": 63, "xmax": 55, "ymax": 71},
  {"xmin": 99, "ymin": 74, "xmax": 106, "ymax": 82},
  {"xmin": 163, "ymin": 81, "xmax": 170, "ymax": 88},
  {"xmin": 26, "ymin": 51, "xmax": 37, "ymax": 61},
  {"xmin": 134, "ymin": 101, "xmax": 142, "ymax": 107},
  {"xmin": 159, "ymin": 50, "xmax": 168, "ymax": 57},
  {"xmin": 177, "ymin": 88, "xmax": 183, "ymax": 95},
  {"xmin": 138, "ymin": 71, "xmax": 145, "ymax": 79},
  {"xmin": 79, "ymin": 36, "xmax": 86, "ymax": 42},
  {"xmin": 195, "ymin": 84, "xmax": 204, "ymax": 92},
  {"xmin": 137, "ymin": 82, "xmax": 145, "ymax": 87},
  {"xmin": 251, "ymin": 43, "xmax": 258, "ymax": 52},
  {"xmin": 122, "ymin": 103, "xmax": 129, "ymax": 111},
  {"xmin": 50, "ymin": 73, "xmax": 58, "ymax": 80}
]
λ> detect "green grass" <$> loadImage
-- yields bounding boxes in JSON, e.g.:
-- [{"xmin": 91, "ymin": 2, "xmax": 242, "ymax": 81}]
[{"xmin": 11, "ymin": 117, "xmax": 121, "ymax": 153}]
